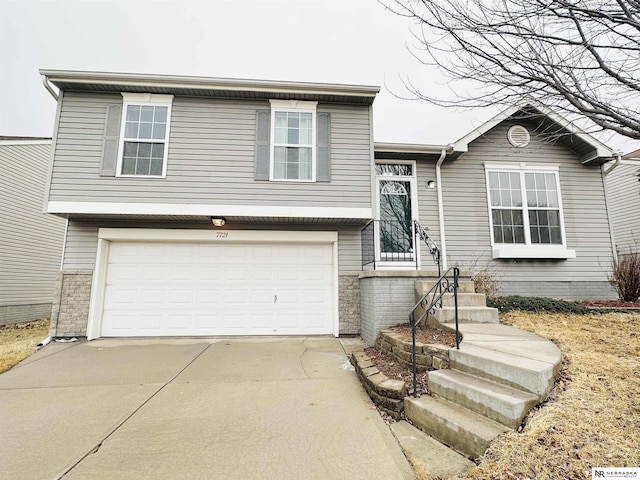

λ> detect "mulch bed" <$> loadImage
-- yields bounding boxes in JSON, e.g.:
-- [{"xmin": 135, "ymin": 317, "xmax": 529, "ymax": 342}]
[
  {"xmin": 582, "ymin": 299, "xmax": 640, "ymax": 308},
  {"xmin": 363, "ymin": 325, "xmax": 456, "ymax": 397}
]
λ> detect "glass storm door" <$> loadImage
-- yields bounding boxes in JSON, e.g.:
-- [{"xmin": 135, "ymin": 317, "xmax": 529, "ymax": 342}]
[{"xmin": 376, "ymin": 163, "xmax": 416, "ymax": 262}]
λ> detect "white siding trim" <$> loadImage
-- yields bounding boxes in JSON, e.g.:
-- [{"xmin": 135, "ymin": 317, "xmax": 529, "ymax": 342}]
[
  {"xmin": 493, "ymin": 245, "xmax": 576, "ymax": 259},
  {"xmin": 0, "ymin": 139, "xmax": 51, "ymax": 146},
  {"xmin": 97, "ymin": 228, "xmax": 338, "ymax": 243},
  {"xmin": 86, "ymin": 238, "xmax": 109, "ymax": 340},
  {"xmin": 47, "ymin": 201, "xmax": 372, "ymax": 219}
]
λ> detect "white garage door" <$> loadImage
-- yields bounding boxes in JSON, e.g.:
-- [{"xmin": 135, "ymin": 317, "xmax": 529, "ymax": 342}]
[{"xmin": 100, "ymin": 241, "xmax": 334, "ymax": 337}]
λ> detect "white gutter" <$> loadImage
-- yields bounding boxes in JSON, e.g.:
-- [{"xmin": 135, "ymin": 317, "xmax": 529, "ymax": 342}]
[
  {"xmin": 41, "ymin": 74, "xmax": 59, "ymax": 101},
  {"xmin": 603, "ymin": 152, "xmax": 623, "ymax": 176},
  {"xmin": 436, "ymin": 149, "xmax": 448, "ymax": 269}
]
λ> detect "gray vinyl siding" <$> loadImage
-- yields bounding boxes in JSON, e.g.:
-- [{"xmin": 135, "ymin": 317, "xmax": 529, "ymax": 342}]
[
  {"xmin": 437, "ymin": 119, "xmax": 615, "ymax": 286},
  {"xmin": 49, "ymin": 92, "xmax": 372, "ymax": 209},
  {"xmin": 62, "ymin": 220, "xmax": 362, "ymax": 272},
  {"xmin": 416, "ymin": 162, "xmax": 442, "ymax": 270},
  {"xmin": 0, "ymin": 143, "xmax": 66, "ymax": 320},
  {"xmin": 606, "ymin": 164, "xmax": 640, "ymax": 255}
]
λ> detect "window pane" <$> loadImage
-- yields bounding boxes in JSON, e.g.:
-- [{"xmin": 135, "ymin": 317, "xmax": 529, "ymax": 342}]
[
  {"xmin": 154, "ymin": 107, "xmax": 167, "ymax": 123},
  {"xmin": 123, "ymin": 142, "xmax": 137, "ymax": 157},
  {"xmin": 125, "ymin": 122, "xmax": 138, "ymax": 138},
  {"xmin": 488, "ymin": 172, "xmax": 499, "ymax": 188},
  {"xmin": 138, "ymin": 122, "xmax": 152, "ymax": 139},
  {"xmin": 511, "ymin": 188, "xmax": 522, "ymax": 207},
  {"xmin": 150, "ymin": 159, "xmax": 163, "ymax": 176},
  {"xmin": 151, "ymin": 143, "xmax": 164, "ymax": 159},
  {"xmin": 527, "ymin": 189, "xmax": 537, "ymax": 207},
  {"xmin": 535, "ymin": 173, "xmax": 546, "ymax": 190},
  {"xmin": 138, "ymin": 143, "xmax": 152, "ymax": 159},
  {"xmin": 493, "ymin": 225, "xmax": 504, "ymax": 243},
  {"xmin": 122, "ymin": 158, "xmax": 135, "ymax": 175},
  {"xmin": 547, "ymin": 188, "xmax": 559, "ymax": 208},
  {"xmin": 152, "ymin": 123, "xmax": 166, "ymax": 140},
  {"xmin": 499, "ymin": 172, "xmax": 510, "ymax": 189},
  {"xmin": 275, "ymin": 127, "xmax": 287, "ymax": 144},
  {"xmin": 136, "ymin": 158, "xmax": 150, "ymax": 175},
  {"xmin": 525, "ymin": 173, "xmax": 535, "ymax": 190},
  {"xmin": 140, "ymin": 106, "xmax": 154, "ymax": 122},
  {"xmin": 548, "ymin": 210, "xmax": 560, "ymax": 226},
  {"xmin": 288, "ymin": 114, "xmax": 299, "ymax": 129},
  {"xmin": 501, "ymin": 189, "xmax": 512, "ymax": 207},
  {"xmin": 126, "ymin": 105, "xmax": 140, "ymax": 121},
  {"xmin": 530, "ymin": 226, "xmax": 540, "ymax": 243},
  {"xmin": 504, "ymin": 225, "xmax": 514, "ymax": 243},
  {"xmin": 550, "ymin": 226, "xmax": 562, "ymax": 244},
  {"xmin": 514, "ymin": 226, "xmax": 525, "ymax": 243},
  {"xmin": 490, "ymin": 189, "xmax": 500, "ymax": 207},
  {"xmin": 288, "ymin": 126, "xmax": 299, "ymax": 144},
  {"xmin": 375, "ymin": 164, "xmax": 412, "ymax": 176}
]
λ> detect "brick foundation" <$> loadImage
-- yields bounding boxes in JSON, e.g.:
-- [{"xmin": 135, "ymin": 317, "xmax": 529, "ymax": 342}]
[{"xmin": 50, "ymin": 271, "xmax": 93, "ymax": 337}]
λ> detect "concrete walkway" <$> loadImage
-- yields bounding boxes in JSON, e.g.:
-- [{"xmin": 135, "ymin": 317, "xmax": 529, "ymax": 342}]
[{"xmin": 0, "ymin": 337, "xmax": 413, "ymax": 480}]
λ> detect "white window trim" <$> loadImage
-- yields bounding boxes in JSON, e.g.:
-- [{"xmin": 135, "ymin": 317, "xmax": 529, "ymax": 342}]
[
  {"xmin": 374, "ymin": 160, "xmax": 420, "ymax": 266},
  {"xmin": 116, "ymin": 93, "xmax": 174, "ymax": 179},
  {"xmin": 484, "ymin": 163, "xmax": 576, "ymax": 259},
  {"xmin": 269, "ymin": 99, "xmax": 317, "ymax": 183}
]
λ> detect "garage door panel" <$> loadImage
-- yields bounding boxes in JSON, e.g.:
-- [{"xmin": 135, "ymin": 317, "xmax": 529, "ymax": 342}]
[{"xmin": 100, "ymin": 240, "xmax": 334, "ymax": 337}]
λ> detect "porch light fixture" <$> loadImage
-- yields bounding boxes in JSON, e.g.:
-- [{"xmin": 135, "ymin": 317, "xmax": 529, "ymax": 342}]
[
  {"xmin": 211, "ymin": 217, "xmax": 226, "ymax": 227},
  {"xmin": 427, "ymin": 180, "xmax": 436, "ymax": 189}
]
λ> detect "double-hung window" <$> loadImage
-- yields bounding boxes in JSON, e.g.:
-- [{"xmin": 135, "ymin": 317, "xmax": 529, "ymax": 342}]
[
  {"xmin": 269, "ymin": 100, "xmax": 316, "ymax": 182},
  {"xmin": 485, "ymin": 164, "xmax": 575, "ymax": 259},
  {"xmin": 118, "ymin": 93, "xmax": 173, "ymax": 178}
]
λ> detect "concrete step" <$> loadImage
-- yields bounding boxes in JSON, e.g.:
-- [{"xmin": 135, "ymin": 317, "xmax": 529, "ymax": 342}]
[
  {"xmin": 430, "ymin": 306, "xmax": 499, "ymax": 324},
  {"xmin": 390, "ymin": 420, "xmax": 475, "ymax": 479},
  {"xmin": 405, "ymin": 395, "xmax": 508, "ymax": 459},
  {"xmin": 442, "ymin": 292, "xmax": 487, "ymax": 307},
  {"xmin": 428, "ymin": 369, "xmax": 540, "ymax": 429},
  {"xmin": 449, "ymin": 343, "xmax": 557, "ymax": 397},
  {"xmin": 415, "ymin": 279, "xmax": 476, "ymax": 298}
]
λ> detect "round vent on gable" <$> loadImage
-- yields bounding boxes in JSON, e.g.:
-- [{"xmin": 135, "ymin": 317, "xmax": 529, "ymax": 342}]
[{"xmin": 507, "ymin": 125, "xmax": 531, "ymax": 148}]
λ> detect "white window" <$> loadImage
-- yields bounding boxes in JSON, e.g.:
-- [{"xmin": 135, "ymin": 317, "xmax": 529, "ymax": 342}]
[
  {"xmin": 118, "ymin": 93, "xmax": 173, "ymax": 178},
  {"xmin": 269, "ymin": 100, "xmax": 317, "ymax": 182},
  {"xmin": 485, "ymin": 164, "xmax": 575, "ymax": 259}
]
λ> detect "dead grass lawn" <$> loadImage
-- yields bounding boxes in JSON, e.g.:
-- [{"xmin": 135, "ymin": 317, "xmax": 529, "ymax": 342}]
[
  {"xmin": 458, "ymin": 311, "xmax": 639, "ymax": 480},
  {"xmin": 0, "ymin": 318, "xmax": 50, "ymax": 373}
]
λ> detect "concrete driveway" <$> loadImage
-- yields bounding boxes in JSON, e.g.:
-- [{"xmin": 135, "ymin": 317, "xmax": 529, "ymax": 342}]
[{"xmin": 0, "ymin": 337, "xmax": 413, "ymax": 480}]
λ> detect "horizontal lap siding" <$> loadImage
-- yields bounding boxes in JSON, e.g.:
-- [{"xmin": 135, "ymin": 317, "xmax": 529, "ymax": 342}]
[
  {"xmin": 416, "ymin": 162, "xmax": 441, "ymax": 269},
  {"xmin": 50, "ymin": 93, "xmax": 372, "ymax": 208},
  {"xmin": 441, "ymin": 120, "xmax": 614, "ymax": 282},
  {"xmin": 0, "ymin": 144, "xmax": 66, "ymax": 306},
  {"xmin": 606, "ymin": 164, "xmax": 640, "ymax": 254},
  {"xmin": 63, "ymin": 220, "xmax": 363, "ymax": 273}
]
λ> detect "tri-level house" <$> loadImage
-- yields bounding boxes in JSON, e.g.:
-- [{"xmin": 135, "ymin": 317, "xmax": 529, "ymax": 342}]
[{"xmin": 41, "ymin": 70, "xmax": 619, "ymax": 341}]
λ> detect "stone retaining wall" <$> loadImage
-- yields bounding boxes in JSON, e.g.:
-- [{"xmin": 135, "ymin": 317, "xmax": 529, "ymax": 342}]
[
  {"xmin": 351, "ymin": 351, "xmax": 407, "ymax": 420},
  {"xmin": 375, "ymin": 330, "xmax": 451, "ymax": 372}
]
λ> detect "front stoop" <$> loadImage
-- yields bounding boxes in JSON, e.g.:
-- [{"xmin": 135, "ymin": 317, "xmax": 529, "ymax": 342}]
[
  {"xmin": 400, "ymin": 279, "xmax": 562, "ymax": 463},
  {"xmin": 390, "ymin": 421, "xmax": 475, "ymax": 479}
]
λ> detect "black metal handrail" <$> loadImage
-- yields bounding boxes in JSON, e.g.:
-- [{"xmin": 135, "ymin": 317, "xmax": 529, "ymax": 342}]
[
  {"xmin": 408, "ymin": 266, "xmax": 460, "ymax": 397},
  {"xmin": 361, "ymin": 220, "xmax": 376, "ymax": 269},
  {"xmin": 361, "ymin": 220, "xmax": 415, "ymax": 268},
  {"xmin": 414, "ymin": 220, "xmax": 441, "ymax": 276}
]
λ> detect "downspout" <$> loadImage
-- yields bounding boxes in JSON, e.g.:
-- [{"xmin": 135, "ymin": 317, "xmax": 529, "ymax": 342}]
[
  {"xmin": 436, "ymin": 149, "xmax": 448, "ymax": 270},
  {"xmin": 41, "ymin": 74, "xmax": 59, "ymax": 101},
  {"xmin": 602, "ymin": 152, "xmax": 623, "ymax": 262}
]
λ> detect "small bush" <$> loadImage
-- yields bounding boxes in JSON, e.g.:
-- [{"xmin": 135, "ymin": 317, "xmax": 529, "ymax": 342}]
[
  {"xmin": 457, "ymin": 257, "xmax": 502, "ymax": 296},
  {"xmin": 609, "ymin": 252, "xmax": 640, "ymax": 302},
  {"xmin": 487, "ymin": 295, "xmax": 591, "ymax": 314}
]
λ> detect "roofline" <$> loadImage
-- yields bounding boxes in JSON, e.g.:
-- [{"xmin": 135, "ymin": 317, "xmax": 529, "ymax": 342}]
[
  {"xmin": 39, "ymin": 69, "xmax": 380, "ymax": 99},
  {"xmin": 374, "ymin": 142, "xmax": 451, "ymax": 155},
  {"xmin": 451, "ymin": 99, "xmax": 614, "ymax": 162}
]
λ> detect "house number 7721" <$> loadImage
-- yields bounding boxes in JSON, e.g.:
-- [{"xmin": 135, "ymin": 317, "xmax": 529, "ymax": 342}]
[{"xmin": 216, "ymin": 232, "xmax": 229, "ymax": 238}]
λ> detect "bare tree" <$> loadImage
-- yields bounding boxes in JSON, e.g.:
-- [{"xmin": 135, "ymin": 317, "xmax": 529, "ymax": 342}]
[{"xmin": 382, "ymin": 0, "xmax": 640, "ymax": 139}]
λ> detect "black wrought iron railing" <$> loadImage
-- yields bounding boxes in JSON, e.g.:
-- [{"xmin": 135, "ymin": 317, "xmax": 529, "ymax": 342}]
[
  {"xmin": 361, "ymin": 219, "xmax": 442, "ymax": 273},
  {"xmin": 413, "ymin": 220, "xmax": 441, "ymax": 276},
  {"xmin": 361, "ymin": 220, "xmax": 415, "ymax": 268},
  {"xmin": 408, "ymin": 267, "xmax": 460, "ymax": 397}
]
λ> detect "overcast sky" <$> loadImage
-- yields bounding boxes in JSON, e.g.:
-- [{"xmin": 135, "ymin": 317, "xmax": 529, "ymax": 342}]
[{"xmin": 1, "ymin": 0, "xmax": 638, "ymax": 153}]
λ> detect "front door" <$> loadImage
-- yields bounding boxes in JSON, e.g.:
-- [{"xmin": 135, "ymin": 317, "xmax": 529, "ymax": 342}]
[{"xmin": 376, "ymin": 163, "xmax": 418, "ymax": 264}]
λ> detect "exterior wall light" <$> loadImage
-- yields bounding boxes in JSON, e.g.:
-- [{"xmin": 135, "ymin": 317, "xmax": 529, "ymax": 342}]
[
  {"xmin": 427, "ymin": 180, "xmax": 436, "ymax": 189},
  {"xmin": 211, "ymin": 217, "xmax": 226, "ymax": 227}
]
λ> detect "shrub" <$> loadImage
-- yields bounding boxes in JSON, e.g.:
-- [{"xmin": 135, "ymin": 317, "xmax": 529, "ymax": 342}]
[
  {"xmin": 487, "ymin": 295, "xmax": 591, "ymax": 314},
  {"xmin": 609, "ymin": 252, "xmax": 640, "ymax": 302},
  {"xmin": 457, "ymin": 257, "xmax": 502, "ymax": 296}
]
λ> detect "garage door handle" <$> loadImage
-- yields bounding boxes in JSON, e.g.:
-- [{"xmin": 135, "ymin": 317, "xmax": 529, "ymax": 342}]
[{"xmin": 274, "ymin": 295, "xmax": 277, "ymax": 303}]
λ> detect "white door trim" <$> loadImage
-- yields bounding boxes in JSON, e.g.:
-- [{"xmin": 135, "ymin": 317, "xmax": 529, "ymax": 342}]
[{"xmin": 86, "ymin": 229, "xmax": 339, "ymax": 340}]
